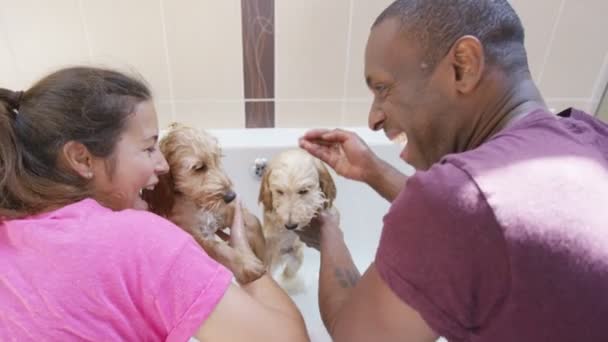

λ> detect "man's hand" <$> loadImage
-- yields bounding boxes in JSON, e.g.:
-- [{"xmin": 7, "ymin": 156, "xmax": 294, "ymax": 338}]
[
  {"xmin": 299, "ymin": 129, "xmax": 380, "ymax": 183},
  {"xmin": 296, "ymin": 207, "xmax": 341, "ymax": 251}
]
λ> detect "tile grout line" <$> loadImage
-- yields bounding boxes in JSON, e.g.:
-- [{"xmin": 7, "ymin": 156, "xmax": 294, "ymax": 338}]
[
  {"xmin": 340, "ymin": 0, "xmax": 355, "ymax": 124},
  {"xmin": 159, "ymin": 98, "xmax": 374, "ymax": 104},
  {"xmin": 159, "ymin": 0, "xmax": 177, "ymax": 122},
  {"xmin": 536, "ymin": 0, "xmax": 566, "ymax": 86}
]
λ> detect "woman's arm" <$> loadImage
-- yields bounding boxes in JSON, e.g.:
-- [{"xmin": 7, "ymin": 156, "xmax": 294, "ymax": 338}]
[
  {"xmin": 195, "ymin": 276, "xmax": 309, "ymax": 341},
  {"xmin": 196, "ymin": 199, "xmax": 309, "ymax": 341}
]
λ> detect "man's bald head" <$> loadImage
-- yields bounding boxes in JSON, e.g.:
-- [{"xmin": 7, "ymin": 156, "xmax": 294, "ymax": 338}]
[{"xmin": 374, "ymin": 0, "xmax": 528, "ymax": 74}]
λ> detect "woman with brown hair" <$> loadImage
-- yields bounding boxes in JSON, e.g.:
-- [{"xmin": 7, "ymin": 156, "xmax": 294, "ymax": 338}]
[{"xmin": 0, "ymin": 67, "xmax": 308, "ymax": 341}]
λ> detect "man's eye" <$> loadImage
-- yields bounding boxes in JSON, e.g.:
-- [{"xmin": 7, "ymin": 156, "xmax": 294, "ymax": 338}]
[{"xmin": 375, "ymin": 85, "xmax": 387, "ymax": 93}]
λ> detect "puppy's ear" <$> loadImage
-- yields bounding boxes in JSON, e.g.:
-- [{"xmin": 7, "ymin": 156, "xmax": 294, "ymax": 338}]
[
  {"xmin": 142, "ymin": 171, "xmax": 176, "ymax": 218},
  {"xmin": 258, "ymin": 168, "xmax": 273, "ymax": 210},
  {"xmin": 315, "ymin": 159, "xmax": 336, "ymax": 208}
]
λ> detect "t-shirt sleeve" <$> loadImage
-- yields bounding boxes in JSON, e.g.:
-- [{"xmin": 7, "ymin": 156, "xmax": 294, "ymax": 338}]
[
  {"xmin": 375, "ymin": 162, "xmax": 509, "ymax": 341},
  {"xmin": 156, "ymin": 238, "xmax": 233, "ymax": 342},
  {"xmin": 113, "ymin": 211, "xmax": 233, "ymax": 342}
]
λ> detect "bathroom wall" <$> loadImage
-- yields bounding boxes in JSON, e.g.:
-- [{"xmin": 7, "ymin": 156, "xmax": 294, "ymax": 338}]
[{"xmin": 1, "ymin": 0, "xmax": 607, "ymax": 129}]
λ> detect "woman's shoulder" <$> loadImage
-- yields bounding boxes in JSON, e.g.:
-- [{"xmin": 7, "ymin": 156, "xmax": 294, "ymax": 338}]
[{"xmin": 50, "ymin": 198, "xmax": 195, "ymax": 254}]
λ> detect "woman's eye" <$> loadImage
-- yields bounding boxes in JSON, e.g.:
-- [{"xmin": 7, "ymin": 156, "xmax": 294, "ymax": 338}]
[
  {"xmin": 298, "ymin": 189, "xmax": 309, "ymax": 195},
  {"xmin": 145, "ymin": 146, "xmax": 157, "ymax": 155}
]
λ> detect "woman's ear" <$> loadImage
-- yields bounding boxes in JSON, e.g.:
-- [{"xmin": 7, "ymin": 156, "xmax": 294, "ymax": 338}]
[{"xmin": 61, "ymin": 141, "xmax": 95, "ymax": 179}]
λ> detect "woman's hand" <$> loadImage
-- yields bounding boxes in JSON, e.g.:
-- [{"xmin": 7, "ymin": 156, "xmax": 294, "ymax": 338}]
[{"xmin": 219, "ymin": 199, "xmax": 266, "ymax": 284}]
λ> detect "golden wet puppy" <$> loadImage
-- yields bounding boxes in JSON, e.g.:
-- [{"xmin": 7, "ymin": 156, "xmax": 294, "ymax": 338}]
[
  {"xmin": 143, "ymin": 123, "xmax": 265, "ymax": 283},
  {"xmin": 258, "ymin": 149, "xmax": 337, "ymax": 289}
]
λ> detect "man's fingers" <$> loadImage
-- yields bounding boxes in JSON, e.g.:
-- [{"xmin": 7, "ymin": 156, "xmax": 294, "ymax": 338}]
[
  {"xmin": 302, "ymin": 129, "xmax": 332, "ymax": 140},
  {"xmin": 320, "ymin": 129, "xmax": 353, "ymax": 143},
  {"xmin": 299, "ymin": 139, "xmax": 338, "ymax": 167}
]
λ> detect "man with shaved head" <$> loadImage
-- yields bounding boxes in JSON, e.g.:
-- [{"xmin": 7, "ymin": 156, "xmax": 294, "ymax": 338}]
[{"xmin": 299, "ymin": 0, "xmax": 608, "ymax": 341}]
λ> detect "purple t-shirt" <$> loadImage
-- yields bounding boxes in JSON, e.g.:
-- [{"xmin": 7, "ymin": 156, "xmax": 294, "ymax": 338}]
[
  {"xmin": 1, "ymin": 199, "xmax": 232, "ymax": 341},
  {"xmin": 376, "ymin": 109, "xmax": 608, "ymax": 341}
]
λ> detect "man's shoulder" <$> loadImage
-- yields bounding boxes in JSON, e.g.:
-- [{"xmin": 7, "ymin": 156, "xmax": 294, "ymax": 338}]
[{"xmin": 389, "ymin": 161, "xmax": 492, "ymax": 227}]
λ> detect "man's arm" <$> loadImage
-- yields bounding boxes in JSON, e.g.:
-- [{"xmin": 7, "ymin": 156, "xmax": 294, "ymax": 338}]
[
  {"xmin": 299, "ymin": 210, "xmax": 437, "ymax": 341},
  {"xmin": 364, "ymin": 157, "xmax": 408, "ymax": 202}
]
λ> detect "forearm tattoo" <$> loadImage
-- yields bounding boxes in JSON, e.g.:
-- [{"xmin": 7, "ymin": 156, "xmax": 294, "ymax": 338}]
[{"xmin": 334, "ymin": 267, "xmax": 361, "ymax": 288}]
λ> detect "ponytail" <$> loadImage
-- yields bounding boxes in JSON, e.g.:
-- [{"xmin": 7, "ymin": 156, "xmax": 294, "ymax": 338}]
[{"xmin": 0, "ymin": 89, "xmax": 26, "ymax": 219}]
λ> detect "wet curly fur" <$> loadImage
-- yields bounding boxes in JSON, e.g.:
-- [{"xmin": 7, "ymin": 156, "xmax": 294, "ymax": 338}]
[
  {"xmin": 143, "ymin": 123, "xmax": 266, "ymax": 283},
  {"xmin": 258, "ymin": 149, "xmax": 337, "ymax": 288}
]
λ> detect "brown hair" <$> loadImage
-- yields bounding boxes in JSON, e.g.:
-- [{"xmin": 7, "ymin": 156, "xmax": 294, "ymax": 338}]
[{"xmin": 0, "ymin": 67, "xmax": 151, "ymax": 220}]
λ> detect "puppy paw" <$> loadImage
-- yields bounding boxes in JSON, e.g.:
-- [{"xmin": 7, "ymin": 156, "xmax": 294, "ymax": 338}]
[
  {"xmin": 233, "ymin": 253, "xmax": 266, "ymax": 284},
  {"xmin": 278, "ymin": 273, "xmax": 307, "ymax": 295}
]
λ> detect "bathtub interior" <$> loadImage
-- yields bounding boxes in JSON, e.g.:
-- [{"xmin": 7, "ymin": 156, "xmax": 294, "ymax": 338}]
[{"xmin": 204, "ymin": 127, "xmax": 419, "ymax": 341}]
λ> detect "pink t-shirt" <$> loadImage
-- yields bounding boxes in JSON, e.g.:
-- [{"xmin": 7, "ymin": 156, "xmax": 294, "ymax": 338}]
[{"xmin": 0, "ymin": 199, "xmax": 233, "ymax": 341}]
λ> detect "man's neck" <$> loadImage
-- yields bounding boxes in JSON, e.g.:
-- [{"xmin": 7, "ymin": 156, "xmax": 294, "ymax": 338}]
[{"xmin": 461, "ymin": 72, "xmax": 547, "ymax": 152}]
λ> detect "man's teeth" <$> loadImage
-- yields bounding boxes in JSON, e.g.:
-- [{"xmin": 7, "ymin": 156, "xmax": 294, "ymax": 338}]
[{"xmin": 392, "ymin": 132, "xmax": 408, "ymax": 145}]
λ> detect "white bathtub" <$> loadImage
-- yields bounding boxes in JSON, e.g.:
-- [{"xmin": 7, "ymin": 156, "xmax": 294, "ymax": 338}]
[{"xmin": 206, "ymin": 127, "xmax": 417, "ymax": 341}]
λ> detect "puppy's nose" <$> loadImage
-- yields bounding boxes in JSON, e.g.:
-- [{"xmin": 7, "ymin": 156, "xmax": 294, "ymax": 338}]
[
  {"xmin": 223, "ymin": 190, "xmax": 236, "ymax": 204},
  {"xmin": 285, "ymin": 223, "xmax": 298, "ymax": 230}
]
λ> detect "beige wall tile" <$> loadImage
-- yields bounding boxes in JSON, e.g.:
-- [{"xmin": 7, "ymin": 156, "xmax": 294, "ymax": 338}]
[
  {"xmin": 538, "ymin": 0, "xmax": 608, "ymax": 99},
  {"xmin": 275, "ymin": 0, "xmax": 350, "ymax": 99},
  {"xmin": 154, "ymin": 101, "xmax": 174, "ymax": 131},
  {"xmin": 174, "ymin": 101, "xmax": 245, "ymax": 129},
  {"xmin": 0, "ymin": 31, "xmax": 20, "ymax": 89},
  {"xmin": 509, "ymin": 0, "xmax": 564, "ymax": 83},
  {"xmin": 0, "ymin": 0, "xmax": 89, "ymax": 87},
  {"xmin": 82, "ymin": 0, "xmax": 171, "ymax": 101},
  {"xmin": 163, "ymin": 0, "xmax": 244, "ymax": 101},
  {"xmin": 342, "ymin": 99, "xmax": 372, "ymax": 127},
  {"xmin": 345, "ymin": 0, "xmax": 394, "ymax": 99},
  {"xmin": 276, "ymin": 101, "xmax": 343, "ymax": 128}
]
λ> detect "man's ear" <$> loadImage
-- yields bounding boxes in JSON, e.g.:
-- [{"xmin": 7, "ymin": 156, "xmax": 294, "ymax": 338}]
[
  {"xmin": 449, "ymin": 35, "xmax": 485, "ymax": 94},
  {"xmin": 61, "ymin": 141, "xmax": 95, "ymax": 179}
]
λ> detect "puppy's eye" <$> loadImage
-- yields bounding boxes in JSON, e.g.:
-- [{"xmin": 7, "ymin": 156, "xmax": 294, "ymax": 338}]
[
  {"xmin": 276, "ymin": 190, "xmax": 284, "ymax": 196},
  {"xmin": 193, "ymin": 163, "xmax": 208, "ymax": 172},
  {"xmin": 298, "ymin": 189, "xmax": 309, "ymax": 195}
]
